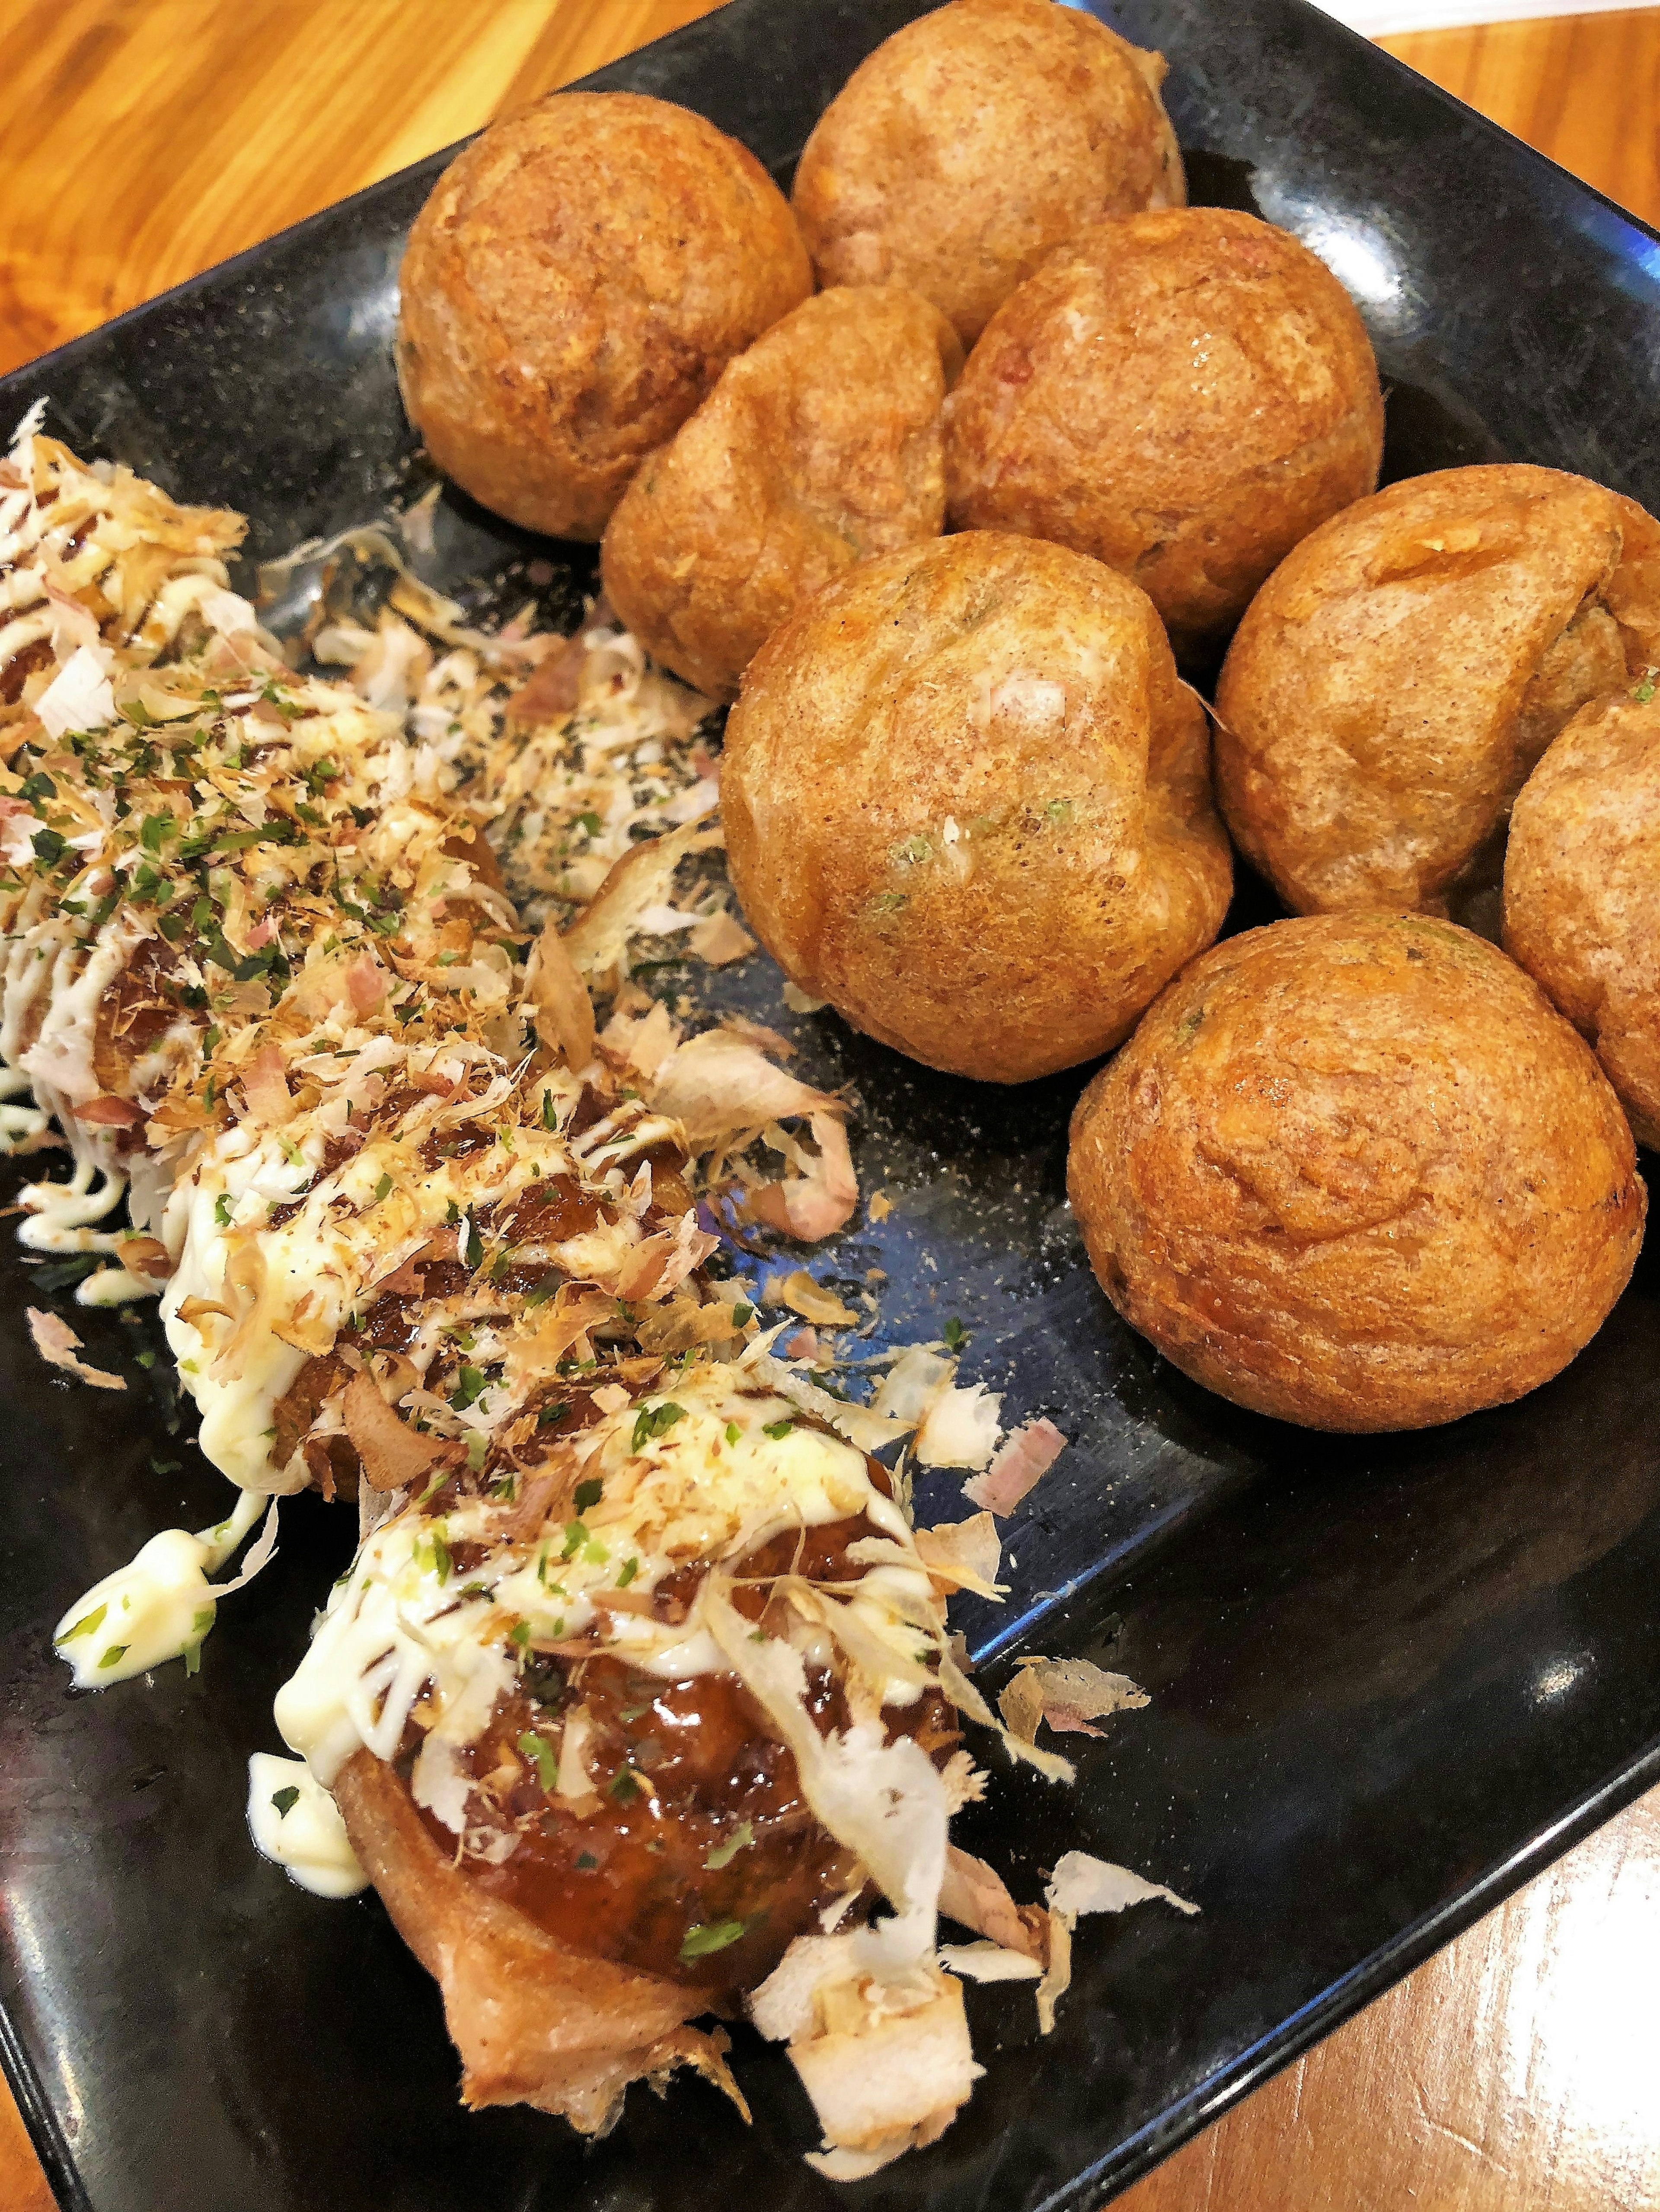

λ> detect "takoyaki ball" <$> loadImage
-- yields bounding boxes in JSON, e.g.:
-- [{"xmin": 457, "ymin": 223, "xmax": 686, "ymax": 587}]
[
  {"xmin": 396, "ymin": 91, "xmax": 812, "ymax": 540},
  {"xmin": 600, "ymin": 287, "xmax": 962, "ymax": 699},
  {"xmin": 1505, "ymin": 685, "xmax": 1660, "ymax": 1148},
  {"xmin": 943, "ymin": 207, "xmax": 1384, "ymax": 658},
  {"xmin": 791, "ymin": 0, "xmax": 1184, "ymax": 350},
  {"xmin": 1216, "ymin": 467, "xmax": 1660, "ymax": 921},
  {"xmin": 721, "ymin": 531, "xmax": 1233, "ymax": 1085},
  {"xmin": 1067, "ymin": 913, "xmax": 1646, "ymax": 1433}
]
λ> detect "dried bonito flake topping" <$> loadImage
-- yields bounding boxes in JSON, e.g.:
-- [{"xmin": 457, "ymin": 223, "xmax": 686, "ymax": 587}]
[
  {"xmin": 27, "ymin": 1304, "xmax": 124, "ymax": 1388},
  {"xmin": 998, "ymin": 1654, "xmax": 1151, "ymax": 1744},
  {"xmin": 963, "ymin": 1414, "xmax": 1067, "ymax": 1512},
  {"xmin": 7, "ymin": 412, "xmax": 1201, "ymax": 2173}
]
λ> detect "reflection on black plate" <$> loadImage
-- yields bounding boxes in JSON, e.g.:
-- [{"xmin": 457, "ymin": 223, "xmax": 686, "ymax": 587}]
[{"xmin": 3, "ymin": 2, "xmax": 1660, "ymax": 2207}]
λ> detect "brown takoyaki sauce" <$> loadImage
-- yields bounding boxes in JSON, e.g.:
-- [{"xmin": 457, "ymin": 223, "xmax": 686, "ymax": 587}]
[{"xmin": 407, "ymin": 1507, "xmax": 957, "ymax": 1998}]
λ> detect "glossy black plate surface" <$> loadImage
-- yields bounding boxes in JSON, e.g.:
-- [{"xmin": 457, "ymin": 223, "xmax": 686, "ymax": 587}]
[{"xmin": 3, "ymin": 2, "xmax": 1660, "ymax": 2207}]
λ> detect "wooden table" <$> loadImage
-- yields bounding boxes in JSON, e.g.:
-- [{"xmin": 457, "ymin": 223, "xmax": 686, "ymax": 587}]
[{"xmin": 3, "ymin": 6, "xmax": 1659, "ymax": 2209}]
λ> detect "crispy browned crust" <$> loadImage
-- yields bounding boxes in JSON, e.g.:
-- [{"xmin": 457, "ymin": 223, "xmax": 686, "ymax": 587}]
[
  {"xmin": 792, "ymin": 0, "xmax": 1183, "ymax": 348},
  {"xmin": 600, "ymin": 286, "xmax": 962, "ymax": 698},
  {"xmin": 396, "ymin": 91, "xmax": 812, "ymax": 540},
  {"xmin": 721, "ymin": 530, "xmax": 1233, "ymax": 1084},
  {"xmin": 1504, "ymin": 691, "xmax": 1660, "ymax": 1149},
  {"xmin": 333, "ymin": 1750, "xmax": 741, "ymax": 2135},
  {"xmin": 943, "ymin": 207, "xmax": 1383, "ymax": 657},
  {"xmin": 1214, "ymin": 465, "xmax": 1660, "ymax": 918},
  {"xmin": 1066, "ymin": 912, "xmax": 1646, "ymax": 1432}
]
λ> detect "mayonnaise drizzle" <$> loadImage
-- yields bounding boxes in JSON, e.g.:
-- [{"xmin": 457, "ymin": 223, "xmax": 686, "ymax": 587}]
[
  {"xmin": 271, "ymin": 1369, "xmax": 927, "ymax": 1811},
  {"xmin": 159, "ymin": 1074, "xmax": 581, "ymax": 1493},
  {"xmin": 246, "ymin": 1754, "xmax": 367, "ymax": 1898},
  {"xmin": 0, "ymin": 1065, "xmax": 50, "ymax": 1151},
  {"xmin": 54, "ymin": 1487, "xmax": 270, "ymax": 1687}
]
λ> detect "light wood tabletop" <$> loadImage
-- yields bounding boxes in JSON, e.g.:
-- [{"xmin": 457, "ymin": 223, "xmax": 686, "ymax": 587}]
[{"xmin": 3, "ymin": 6, "xmax": 1660, "ymax": 2211}]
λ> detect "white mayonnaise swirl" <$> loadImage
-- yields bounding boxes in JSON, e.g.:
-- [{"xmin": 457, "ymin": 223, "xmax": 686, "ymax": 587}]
[
  {"xmin": 271, "ymin": 1364, "xmax": 925, "ymax": 1800},
  {"xmin": 53, "ymin": 1487, "xmax": 268, "ymax": 1686},
  {"xmin": 246, "ymin": 1753, "xmax": 367, "ymax": 1898}
]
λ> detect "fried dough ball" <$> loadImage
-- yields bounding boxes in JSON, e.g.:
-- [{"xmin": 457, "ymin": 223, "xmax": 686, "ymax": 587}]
[
  {"xmin": 722, "ymin": 531, "xmax": 1233, "ymax": 1084},
  {"xmin": 791, "ymin": 0, "xmax": 1184, "ymax": 350},
  {"xmin": 1068, "ymin": 913, "xmax": 1646, "ymax": 1432},
  {"xmin": 1504, "ymin": 687, "xmax": 1660, "ymax": 1148},
  {"xmin": 943, "ymin": 207, "xmax": 1384, "ymax": 658},
  {"xmin": 396, "ymin": 92, "xmax": 812, "ymax": 540},
  {"xmin": 599, "ymin": 287, "xmax": 962, "ymax": 699},
  {"xmin": 1215, "ymin": 466, "xmax": 1660, "ymax": 921}
]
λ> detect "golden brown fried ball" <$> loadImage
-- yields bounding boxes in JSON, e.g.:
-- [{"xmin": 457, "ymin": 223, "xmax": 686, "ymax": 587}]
[
  {"xmin": 722, "ymin": 531, "xmax": 1233, "ymax": 1084},
  {"xmin": 599, "ymin": 287, "xmax": 962, "ymax": 699},
  {"xmin": 791, "ymin": 0, "xmax": 1184, "ymax": 350},
  {"xmin": 1068, "ymin": 913, "xmax": 1646, "ymax": 1432},
  {"xmin": 1504, "ymin": 687, "xmax": 1660, "ymax": 1148},
  {"xmin": 1215, "ymin": 466, "xmax": 1660, "ymax": 923},
  {"xmin": 396, "ymin": 92, "xmax": 811, "ymax": 540},
  {"xmin": 943, "ymin": 207, "xmax": 1384, "ymax": 658}
]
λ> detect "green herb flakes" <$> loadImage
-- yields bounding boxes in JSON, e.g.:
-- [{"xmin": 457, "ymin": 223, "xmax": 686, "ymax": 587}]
[
  {"xmin": 703, "ymin": 1820, "xmax": 754, "ymax": 1871},
  {"xmin": 679, "ymin": 1919, "xmax": 747, "ymax": 1961},
  {"xmin": 630, "ymin": 1399, "xmax": 686, "ymax": 1453},
  {"xmin": 450, "ymin": 1364, "xmax": 488, "ymax": 1412},
  {"xmin": 56, "ymin": 1603, "xmax": 107, "ymax": 1644},
  {"xmin": 517, "ymin": 1730, "xmax": 558, "ymax": 1792}
]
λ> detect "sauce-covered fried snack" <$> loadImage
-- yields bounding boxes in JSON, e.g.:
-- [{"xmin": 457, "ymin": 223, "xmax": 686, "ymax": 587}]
[
  {"xmin": 792, "ymin": 0, "xmax": 1183, "ymax": 349},
  {"xmin": 0, "ymin": 427, "xmax": 511, "ymax": 1285},
  {"xmin": 397, "ymin": 91, "xmax": 812, "ymax": 540},
  {"xmin": 600, "ymin": 287, "xmax": 962, "ymax": 699},
  {"xmin": 1068, "ymin": 914, "xmax": 1646, "ymax": 1431},
  {"xmin": 271, "ymin": 1361, "xmax": 999, "ymax": 2160},
  {"xmin": 1505, "ymin": 686, "xmax": 1660, "ymax": 1147},
  {"xmin": 721, "ymin": 532, "xmax": 1233, "ymax": 1084},
  {"xmin": 944, "ymin": 207, "xmax": 1383, "ymax": 659},
  {"xmin": 1216, "ymin": 466, "xmax": 1660, "ymax": 921}
]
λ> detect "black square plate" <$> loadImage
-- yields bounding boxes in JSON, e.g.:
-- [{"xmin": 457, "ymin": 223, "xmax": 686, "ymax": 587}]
[{"xmin": 3, "ymin": 3, "xmax": 1658, "ymax": 2207}]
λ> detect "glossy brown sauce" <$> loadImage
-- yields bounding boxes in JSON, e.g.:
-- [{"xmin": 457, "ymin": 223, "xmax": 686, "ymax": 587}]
[
  {"xmin": 93, "ymin": 938, "xmax": 179, "ymax": 1089},
  {"xmin": 410, "ymin": 1505, "xmax": 957, "ymax": 1998},
  {"xmin": 0, "ymin": 637, "xmax": 52, "ymax": 704}
]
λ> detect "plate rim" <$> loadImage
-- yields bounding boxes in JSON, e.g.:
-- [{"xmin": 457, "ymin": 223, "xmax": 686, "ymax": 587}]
[{"xmin": 3, "ymin": 3, "xmax": 1660, "ymax": 2206}]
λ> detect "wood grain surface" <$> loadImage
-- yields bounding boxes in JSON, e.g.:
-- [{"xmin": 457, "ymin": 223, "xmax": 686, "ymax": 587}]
[{"xmin": 2, "ymin": 6, "xmax": 1660, "ymax": 2212}]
